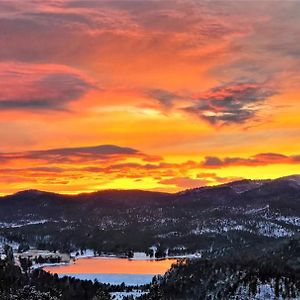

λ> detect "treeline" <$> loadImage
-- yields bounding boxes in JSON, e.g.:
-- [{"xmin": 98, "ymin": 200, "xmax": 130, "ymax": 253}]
[
  {"xmin": 18, "ymin": 255, "xmax": 62, "ymax": 274},
  {"xmin": 34, "ymin": 255, "xmax": 62, "ymax": 264},
  {"xmin": 0, "ymin": 250, "xmax": 112, "ymax": 300}
]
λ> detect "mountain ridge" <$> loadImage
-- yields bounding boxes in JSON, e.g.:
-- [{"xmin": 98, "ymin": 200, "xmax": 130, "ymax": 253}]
[
  {"xmin": 0, "ymin": 174, "xmax": 299, "ymax": 256},
  {"xmin": 2, "ymin": 174, "xmax": 299, "ymax": 199}
]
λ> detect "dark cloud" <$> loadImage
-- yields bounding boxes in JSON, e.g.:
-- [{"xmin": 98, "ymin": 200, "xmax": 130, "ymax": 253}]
[
  {"xmin": 147, "ymin": 89, "xmax": 182, "ymax": 106},
  {"xmin": 202, "ymin": 152, "xmax": 300, "ymax": 168},
  {"xmin": 0, "ymin": 145, "xmax": 142, "ymax": 164},
  {"xmin": 0, "ymin": 167, "xmax": 66, "ymax": 175},
  {"xmin": 0, "ymin": 63, "xmax": 92, "ymax": 110},
  {"xmin": 184, "ymin": 82, "xmax": 275, "ymax": 125},
  {"xmin": 0, "ymin": 2, "xmax": 138, "ymax": 63},
  {"xmin": 201, "ymin": 157, "xmax": 223, "ymax": 167},
  {"xmin": 0, "ymin": 0, "xmax": 240, "ymax": 66}
]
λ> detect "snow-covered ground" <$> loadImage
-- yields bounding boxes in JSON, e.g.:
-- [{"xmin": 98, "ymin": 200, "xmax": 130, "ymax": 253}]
[
  {"xmin": 172, "ymin": 252, "xmax": 202, "ymax": 259},
  {"xmin": 110, "ymin": 290, "xmax": 147, "ymax": 299},
  {"xmin": 276, "ymin": 216, "xmax": 300, "ymax": 227},
  {"xmin": 70, "ymin": 249, "xmax": 164, "ymax": 261},
  {"xmin": 132, "ymin": 252, "xmax": 149, "ymax": 260},
  {"xmin": 69, "ymin": 248, "xmax": 203, "ymax": 261},
  {"xmin": 57, "ymin": 273, "xmax": 154, "ymax": 285},
  {"xmin": 233, "ymin": 280, "xmax": 300, "ymax": 299},
  {"xmin": 188, "ymin": 212, "xmax": 299, "ymax": 239},
  {"xmin": 256, "ymin": 222, "xmax": 294, "ymax": 238},
  {"xmin": 0, "ymin": 219, "xmax": 50, "ymax": 228},
  {"xmin": 70, "ymin": 249, "xmax": 96, "ymax": 258},
  {"xmin": 0, "ymin": 236, "xmax": 19, "ymax": 251},
  {"xmin": 31, "ymin": 262, "xmax": 70, "ymax": 270},
  {"xmin": 191, "ymin": 221, "xmax": 247, "ymax": 236}
]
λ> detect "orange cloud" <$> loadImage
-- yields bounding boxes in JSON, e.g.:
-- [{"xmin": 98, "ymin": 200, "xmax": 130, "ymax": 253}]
[
  {"xmin": 202, "ymin": 153, "xmax": 300, "ymax": 168},
  {"xmin": 0, "ymin": 143, "xmax": 299, "ymax": 194},
  {"xmin": 0, "ymin": 1, "xmax": 299, "ymax": 194}
]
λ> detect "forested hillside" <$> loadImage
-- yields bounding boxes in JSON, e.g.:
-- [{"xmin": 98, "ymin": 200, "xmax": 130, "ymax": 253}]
[
  {"xmin": 140, "ymin": 236, "xmax": 300, "ymax": 299},
  {"xmin": 0, "ymin": 176, "xmax": 299, "ymax": 257}
]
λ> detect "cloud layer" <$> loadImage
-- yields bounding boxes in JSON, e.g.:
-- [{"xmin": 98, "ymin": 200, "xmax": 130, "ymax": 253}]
[
  {"xmin": 202, "ymin": 153, "xmax": 300, "ymax": 168},
  {"xmin": 0, "ymin": 62, "xmax": 92, "ymax": 110},
  {"xmin": 184, "ymin": 82, "xmax": 275, "ymax": 125},
  {"xmin": 0, "ymin": 144, "xmax": 144, "ymax": 164},
  {"xmin": 1, "ymin": 143, "xmax": 300, "ymax": 193},
  {"xmin": 0, "ymin": 1, "xmax": 299, "ymax": 193}
]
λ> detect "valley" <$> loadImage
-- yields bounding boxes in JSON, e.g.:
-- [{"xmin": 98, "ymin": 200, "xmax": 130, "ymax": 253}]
[{"xmin": 0, "ymin": 175, "xmax": 300, "ymax": 299}]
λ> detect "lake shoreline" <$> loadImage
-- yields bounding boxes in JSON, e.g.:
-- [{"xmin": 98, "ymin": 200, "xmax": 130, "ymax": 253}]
[{"xmin": 42, "ymin": 256, "xmax": 178, "ymax": 285}]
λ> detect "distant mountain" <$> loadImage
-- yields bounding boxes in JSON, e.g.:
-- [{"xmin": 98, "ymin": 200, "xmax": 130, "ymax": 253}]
[
  {"xmin": 0, "ymin": 175, "xmax": 299, "ymax": 255},
  {"xmin": 177, "ymin": 175, "xmax": 300, "ymax": 210}
]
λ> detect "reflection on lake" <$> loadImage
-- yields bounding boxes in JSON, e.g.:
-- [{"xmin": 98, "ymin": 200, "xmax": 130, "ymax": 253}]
[{"xmin": 44, "ymin": 257, "xmax": 177, "ymax": 285}]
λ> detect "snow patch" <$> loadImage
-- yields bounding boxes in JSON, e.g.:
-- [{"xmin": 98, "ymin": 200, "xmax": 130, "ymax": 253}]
[{"xmin": 110, "ymin": 290, "xmax": 147, "ymax": 299}]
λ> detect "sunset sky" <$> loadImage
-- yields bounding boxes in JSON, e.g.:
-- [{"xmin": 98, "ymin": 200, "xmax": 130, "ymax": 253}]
[{"xmin": 0, "ymin": 0, "xmax": 300, "ymax": 195}]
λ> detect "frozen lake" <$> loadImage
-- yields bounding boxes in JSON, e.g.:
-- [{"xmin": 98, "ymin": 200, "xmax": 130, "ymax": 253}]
[
  {"xmin": 44, "ymin": 256, "xmax": 177, "ymax": 285},
  {"xmin": 56, "ymin": 274, "xmax": 154, "ymax": 285}
]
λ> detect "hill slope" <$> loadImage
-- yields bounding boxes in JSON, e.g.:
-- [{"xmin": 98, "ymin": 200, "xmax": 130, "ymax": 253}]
[{"xmin": 0, "ymin": 175, "xmax": 299, "ymax": 255}]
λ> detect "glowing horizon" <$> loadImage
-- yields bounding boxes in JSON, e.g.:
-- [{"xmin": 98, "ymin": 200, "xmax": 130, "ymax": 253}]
[{"xmin": 0, "ymin": 0, "xmax": 300, "ymax": 195}]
